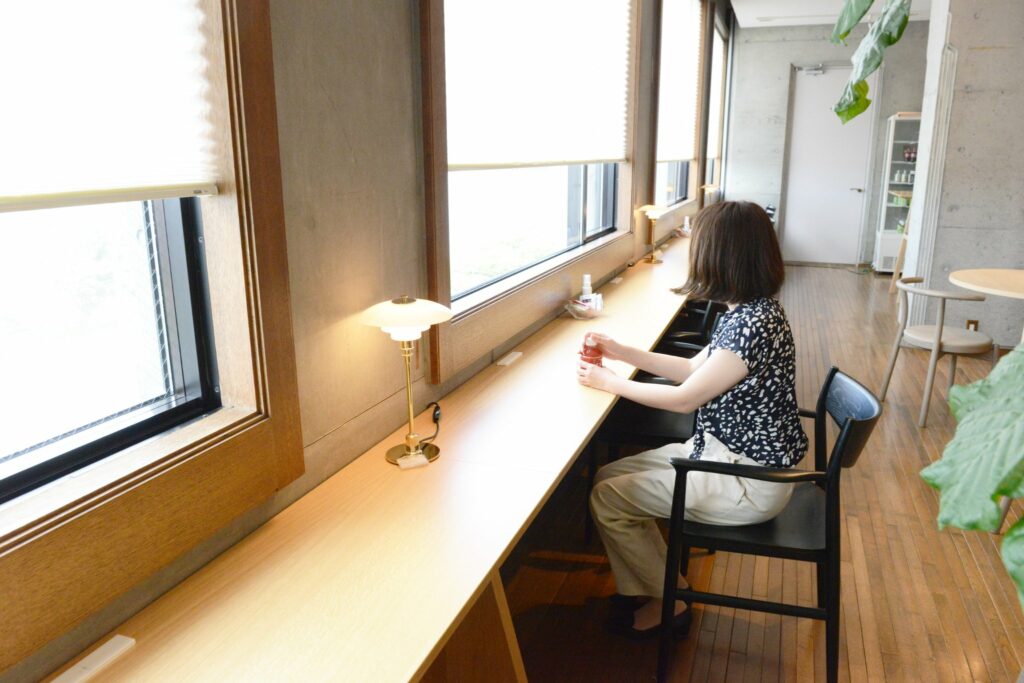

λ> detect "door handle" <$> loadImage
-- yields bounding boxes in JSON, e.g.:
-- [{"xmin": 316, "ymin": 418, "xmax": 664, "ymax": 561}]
[{"xmin": 849, "ymin": 187, "xmax": 864, "ymax": 193}]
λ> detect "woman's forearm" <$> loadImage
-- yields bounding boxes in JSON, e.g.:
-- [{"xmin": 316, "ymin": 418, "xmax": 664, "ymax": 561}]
[
  {"xmin": 619, "ymin": 347, "xmax": 695, "ymax": 383},
  {"xmin": 606, "ymin": 375, "xmax": 703, "ymax": 414},
  {"xmin": 599, "ymin": 348, "xmax": 748, "ymax": 415}
]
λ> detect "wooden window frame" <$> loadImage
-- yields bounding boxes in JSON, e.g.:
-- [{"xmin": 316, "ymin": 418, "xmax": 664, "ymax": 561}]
[
  {"xmin": 420, "ymin": 0, "xmax": 648, "ymax": 384},
  {"xmin": 0, "ymin": 0, "xmax": 304, "ymax": 673}
]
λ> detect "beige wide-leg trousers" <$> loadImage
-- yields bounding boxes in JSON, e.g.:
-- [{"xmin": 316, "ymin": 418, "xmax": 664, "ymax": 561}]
[{"xmin": 590, "ymin": 433, "xmax": 793, "ymax": 597}]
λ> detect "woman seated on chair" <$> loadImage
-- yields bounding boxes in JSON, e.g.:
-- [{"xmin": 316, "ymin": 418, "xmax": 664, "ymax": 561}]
[{"xmin": 577, "ymin": 201, "xmax": 808, "ymax": 638}]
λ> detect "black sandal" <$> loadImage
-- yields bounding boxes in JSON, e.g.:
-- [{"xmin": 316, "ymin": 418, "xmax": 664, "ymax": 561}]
[{"xmin": 607, "ymin": 593, "xmax": 648, "ymax": 614}]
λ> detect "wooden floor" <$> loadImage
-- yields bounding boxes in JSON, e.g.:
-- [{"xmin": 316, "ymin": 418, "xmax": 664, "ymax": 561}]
[{"xmin": 502, "ymin": 265, "xmax": 1022, "ymax": 682}]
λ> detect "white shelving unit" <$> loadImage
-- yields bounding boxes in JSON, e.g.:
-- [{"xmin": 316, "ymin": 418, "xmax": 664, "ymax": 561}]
[{"xmin": 873, "ymin": 113, "xmax": 920, "ymax": 272}]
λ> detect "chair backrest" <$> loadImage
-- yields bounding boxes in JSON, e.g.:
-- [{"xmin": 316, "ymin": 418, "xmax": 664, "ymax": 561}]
[
  {"xmin": 700, "ymin": 302, "xmax": 728, "ymax": 337},
  {"xmin": 894, "ymin": 276, "xmax": 985, "ymax": 329},
  {"xmin": 812, "ymin": 368, "xmax": 882, "ymax": 471},
  {"xmin": 895, "ymin": 276, "xmax": 986, "ymax": 302}
]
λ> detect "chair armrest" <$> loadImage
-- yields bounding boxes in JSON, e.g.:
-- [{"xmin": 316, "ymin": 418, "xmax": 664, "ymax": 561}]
[
  {"xmin": 798, "ymin": 408, "xmax": 816, "ymax": 419},
  {"xmin": 659, "ymin": 341, "xmax": 705, "ymax": 354},
  {"xmin": 640, "ymin": 375, "xmax": 678, "ymax": 386},
  {"xmin": 669, "ymin": 457, "xmax": 826, "ymax": 484},
  {"xmin": 665, "ymin": 330, "xmax": 702, "ymax": 340}
]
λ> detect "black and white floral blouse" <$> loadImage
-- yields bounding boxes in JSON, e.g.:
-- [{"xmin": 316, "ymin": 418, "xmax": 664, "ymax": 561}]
[{"xmin": 690, "ymin": 297, "xmax": 808, "ymax": 467}]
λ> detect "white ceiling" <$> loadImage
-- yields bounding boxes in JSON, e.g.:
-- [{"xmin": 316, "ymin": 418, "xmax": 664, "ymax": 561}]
[{"xmin": 731, "ymin": 0, "xmax": 931, "ymax": 29}]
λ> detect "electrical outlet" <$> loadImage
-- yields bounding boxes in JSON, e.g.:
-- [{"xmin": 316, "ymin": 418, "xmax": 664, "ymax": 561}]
[{"xmin": 966, "ymin": 320, "xmax": 979, "ymax": 331}]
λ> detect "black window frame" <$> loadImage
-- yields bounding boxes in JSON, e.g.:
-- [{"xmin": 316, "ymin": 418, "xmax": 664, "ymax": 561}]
[{"xmin": 0, "ymin": 196, "xmax": 221, "ymax": 504}]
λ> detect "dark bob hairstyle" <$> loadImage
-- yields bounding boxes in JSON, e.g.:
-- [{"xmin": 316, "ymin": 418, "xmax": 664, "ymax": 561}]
[{"xmin": 677, "ymin": 201, "xmax": 785, "ymax": 303}]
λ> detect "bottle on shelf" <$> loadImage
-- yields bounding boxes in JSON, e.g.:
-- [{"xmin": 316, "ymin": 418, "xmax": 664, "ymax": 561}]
[{"xmin": 579, "ymin": 273, "xmax": 593, "ymax": 306}]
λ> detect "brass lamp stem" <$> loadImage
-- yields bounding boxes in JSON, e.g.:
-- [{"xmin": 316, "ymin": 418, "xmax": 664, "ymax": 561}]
[
  {"xmin": 386, "ymin": 340, "xmax": 441, "ymax": 465},
  {"xmin": 400, "ymin": 340, "xmax": 417, "ymax": 449},
  {"xmin": 646, "ymin": 216, "xmax": 663, "ymax": 264}
]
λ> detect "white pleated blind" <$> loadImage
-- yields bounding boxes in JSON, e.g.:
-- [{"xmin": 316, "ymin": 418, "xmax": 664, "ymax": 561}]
[
  {"xmin": 444, "ymin": 0, "xmax": 632, "ymax": 170},
  {"xmin": 0, "ymin": 1, "xmax": 217, "ymax": 212},
  {"xmin": 656, "ymin": 0, "xmax": 702, "ymax": 163}
]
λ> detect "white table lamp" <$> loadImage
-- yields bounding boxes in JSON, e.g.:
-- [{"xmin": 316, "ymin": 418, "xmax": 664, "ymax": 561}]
[
  {"xmin": 637, "ymin": 204, "xmax": 668, "ymax": 264},
  {"xmin": 363, "ymin": 295, "xmax": 453, "ymax": 464}
]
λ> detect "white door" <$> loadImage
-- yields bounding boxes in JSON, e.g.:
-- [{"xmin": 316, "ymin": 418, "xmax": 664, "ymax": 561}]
[{"xmin": 782, "ymin": 66, "xmax": 875, "ymax": 265}]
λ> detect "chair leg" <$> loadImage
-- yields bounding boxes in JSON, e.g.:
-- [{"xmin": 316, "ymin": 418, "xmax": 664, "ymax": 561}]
[
  {"xmin": 824, "ymin": 537, "xmax": 841, "ymax": 683},
  {"xmin": 879, "ymin": 334, "xmax": 903, "ymax": 401},
  {"xmin": 658, "ymin": 473, "xmax": 688, "ymax": 683},
  {"xmin": 826, "ymin": 560, "xmax": 840, "ymax": 683},
  {"xmin": 816, "ymin": 562, "xmax": 826, "ymax": 609},
  {"xmin": 997, "ymin": 496, "xmax": 1012, "ymax": 534},
  {"xmin": 946, "ymin": 354, "xmax": 958, "ymax": 396},
  {"xmin": 919, "ymin": 347, "xmax": 943, "ymax": 428}
]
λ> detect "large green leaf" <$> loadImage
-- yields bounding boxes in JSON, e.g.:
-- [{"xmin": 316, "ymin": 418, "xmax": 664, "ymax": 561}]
[
  {"xmin": 949, "ymin": 345, "xmax": 1024, "ymax": 421},
  {"xmin": 1002, "ymin": 518, "xmax": 1024, "ymax": 611},
  {"xmin": 920, "ymin": 346, "xmax": 1024, "ymax": 532},
  {"xmin": 831, "ymin": 0, "xmax": 875, "ymax": 44},
  {"xmin": 834, "ymin": 81, "xmax": 872, "ymax": 124},
  {"xmin": 834, "ymin": 0, "xmax": 911, "ymax": 122}
]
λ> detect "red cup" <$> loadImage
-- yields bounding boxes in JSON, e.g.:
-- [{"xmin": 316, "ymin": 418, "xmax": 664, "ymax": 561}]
[{"xmin": 580, "ymin": 339, "xmax": 603, "ymax": 366}]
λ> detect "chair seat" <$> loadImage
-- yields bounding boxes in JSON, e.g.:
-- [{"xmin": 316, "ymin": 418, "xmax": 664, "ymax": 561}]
[
  {"xmin": 681, "ymin": 482, "xmax": 825, "ymax": 560},
  {"xmin": 598, "ymin": 398, "xmax": 695, "ymax": 447},
  {"xmin": 903, "ymin": 324, "xmax": 993, "ymax": 354}
]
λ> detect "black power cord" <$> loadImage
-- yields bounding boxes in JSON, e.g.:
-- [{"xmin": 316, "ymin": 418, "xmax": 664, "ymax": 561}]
[{"xmin": 420, "ymin": 402, "xmax": 442, "ymax": 445}]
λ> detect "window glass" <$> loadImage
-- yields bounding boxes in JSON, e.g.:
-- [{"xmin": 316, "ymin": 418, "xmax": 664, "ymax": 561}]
[
  {"xmin": 705, "ymin": 27, "xmax": 727, "ymax": 184},
  {"xmin": 0, "ymin": 198, "xmax": 218, "ymax": 502},
  {"xmin": 654, "ymin": 0, "xmax": 702, "ymax": 206},
  {"xmin": 448, "ymin": 164, "xmax": 617, "ymax": 298}
]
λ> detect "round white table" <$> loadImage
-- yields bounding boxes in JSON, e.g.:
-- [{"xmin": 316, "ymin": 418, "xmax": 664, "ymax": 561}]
[{"xmin": 949, "ymin": 268, "xmax": 1024, "ymax": 344}]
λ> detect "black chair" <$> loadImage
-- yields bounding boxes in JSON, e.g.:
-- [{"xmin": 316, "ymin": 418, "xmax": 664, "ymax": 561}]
[{"xmin": 656, "ymin": 368, "xmax": 882, "ymax": 683}]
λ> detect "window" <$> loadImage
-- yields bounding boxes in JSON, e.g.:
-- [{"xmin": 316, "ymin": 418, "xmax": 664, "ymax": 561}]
[
  {"xmin": 0, "ymin": 198, "xmax": 218, "ymax": 503},
  {"xmin": 704, "ymin": 25, "xmax": 728, "ymax": 186},
  {"xmin": 654, "ymin": 161, "xmax": 691, "ymax": 207},
  {"xmin": 442, "ymin": 0, "xmax": 632, "ymax": 300},
  {"xmin": 0, "ymin": 3, "xmax": 304, "ymax": 671},
  {"xmin": 449, "ymin": 164, "xmax": 617, "ymax": 298},
  {"xmin": 0, "ymin": 0, "xmax": 220, "ymax": 502},
  {"xmin": 654, "ymin": 0, "xmax": 702, "ymax": 207}
]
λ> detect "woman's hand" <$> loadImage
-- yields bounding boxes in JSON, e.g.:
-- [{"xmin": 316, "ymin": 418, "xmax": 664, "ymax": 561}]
[
  {"xmin": 585, "ymin": 332, "xmax": 629, "ymax": 362},
  {"xmin": 577, "ymin": 359, "xmax": 618, "ymax": 393}
]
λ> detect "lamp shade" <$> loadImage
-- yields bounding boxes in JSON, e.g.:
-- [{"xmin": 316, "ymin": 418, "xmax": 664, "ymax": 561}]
[
  {"xmin": 637, "ymin": 204, "xmax": 669, "ymax": 221},
  {"xmin": 362, "ymin": 296, "xmax": 453, "ymax": 341}
]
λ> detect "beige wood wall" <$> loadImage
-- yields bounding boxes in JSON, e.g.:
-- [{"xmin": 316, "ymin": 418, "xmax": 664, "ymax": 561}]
[{"xmin": 6, "ymin": 1, "xmax": 696, "ymax": 679}]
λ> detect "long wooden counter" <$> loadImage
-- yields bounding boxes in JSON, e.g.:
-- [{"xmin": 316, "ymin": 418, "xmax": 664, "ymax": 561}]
[{"xmin": 50, "ymin": 236, "xmax": 691, "ymax": 682}]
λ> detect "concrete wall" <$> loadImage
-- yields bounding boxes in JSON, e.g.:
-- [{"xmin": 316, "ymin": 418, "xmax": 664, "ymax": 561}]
[
  {"xmin": 920, "ymin": 0, "xmax": 1024, "ymax": 347},
  {"xmin": 725, "ymin": 22, "xmax": 929, "ymax": 264}
]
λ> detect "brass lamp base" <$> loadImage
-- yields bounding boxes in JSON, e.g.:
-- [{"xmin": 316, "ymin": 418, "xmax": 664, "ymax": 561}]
[
  {"xmin": 386, "ymin": 443, "xmax": 441, "ymax": 465},
  {"xmin": 644, "ymin": 253, "xmax": 663, "ymax": 264}
]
